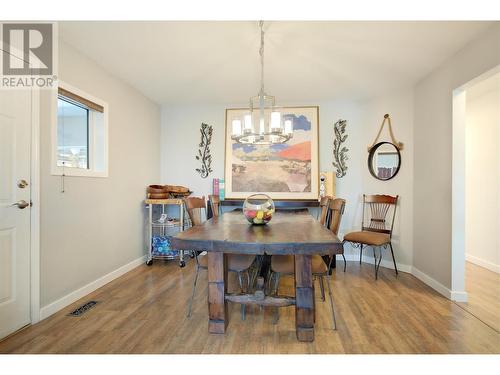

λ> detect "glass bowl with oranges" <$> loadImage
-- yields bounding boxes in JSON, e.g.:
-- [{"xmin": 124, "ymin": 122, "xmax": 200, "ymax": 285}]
[{"xmin": 243, "ymin": 194, "xmax": 275, "ymax": 225}]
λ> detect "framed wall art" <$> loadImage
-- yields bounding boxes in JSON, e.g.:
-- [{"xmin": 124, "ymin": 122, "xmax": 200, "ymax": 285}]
[{"xmin": 224, "ymin": 106, "xmax": 319, "ymax": 200}]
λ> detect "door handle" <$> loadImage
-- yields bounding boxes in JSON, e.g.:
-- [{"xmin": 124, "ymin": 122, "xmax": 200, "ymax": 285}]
[{"xmin": 11, "ymin": 200, "xmax": 30, "ymax": 209}]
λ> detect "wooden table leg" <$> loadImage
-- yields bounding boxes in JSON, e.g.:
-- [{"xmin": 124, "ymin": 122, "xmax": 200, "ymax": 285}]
[
  {"xmin": 207, "ymin": 252, "xmax": 228, "ymax": 334},
  {"xmin": 294, "ymin": 254, "xmax": 314, "ymax": 342}
]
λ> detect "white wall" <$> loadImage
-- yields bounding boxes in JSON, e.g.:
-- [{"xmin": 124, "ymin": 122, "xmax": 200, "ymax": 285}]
[
  {"xmin": 39, "ymin": 41, "xmax": 161, "ymax": 308},
  {"xmin": 414, "ymin": 24, "xmax": 500, "ymax": 291},
  {"xmin": 465, "ymin": 76, "xmax": 500, "ymax": 273},
  {"xmin": 161, "ymin": 90, "xmax": 414, "ymax": 270},
  {"xmin": 354, "ymin": 90, "xmax": 414, "ymax": 268}
]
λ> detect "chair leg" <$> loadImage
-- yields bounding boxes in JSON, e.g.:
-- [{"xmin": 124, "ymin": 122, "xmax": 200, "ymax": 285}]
[
  {"xmin": 263, "ymin": 269, "xmax": 274, "ymax": 313},
  {"xmin": 187, "ymin": 265, "xmax": 200, "ymax": 318},
  {"xmin": 266, "ymin": 270, "xmax": 274, "ymax": 295},
  {"xmin": 342, "ymin": 254, "xmax": 347, "ymax": 272},
  {"xmin": 318, "ymin": 275, "xmax": 326, "ymax": 301},
  {"xmin": 245, "ymin": 270, "xmax": 251, "ymax": 292},
  {"xmin": 359, "ymin": 244, "xmax": 363, "ymax": 264},
  {"xmin": 374, "ymin": 247, "xmax": 383, "ymax": 280},
  {"xmin": 389, "ymin": 242, "xmax": 398, "ymax": 276},
  {"xmin": 372, "ymin": 247, "xmax": 378, "ymax": 277},
  {"xmin": 237, "ymin": 271, "xmax": 244, "ymax": 292},
  {"xmin": 249, "ymin": 265, "xmax": 258, "ymax": 292},
  {"xmin": 241, "ymin": 304, "xmax": 246, "ymax": 320},
  {"xmin": 267, "ymin": 266, "xmax": 275, "ymax": 292},
  {"xmin": 325, "ymin": 274, "xmax": 337, "ymax": 330},
  {"xmin": 273, "ymin": 272, "xmax": 280, "ymax": 295},
  {"xmin": 272, "ymin": 273, "xmax": 280, "ymax": 324},
  {"xmin": 237, "ymin": 272, "xmax": 247, "ymax": 320}
]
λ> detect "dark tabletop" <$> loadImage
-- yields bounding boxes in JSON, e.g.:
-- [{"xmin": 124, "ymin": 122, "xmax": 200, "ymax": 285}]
[{"xmin": 170, "ymin": 209, "xmax": 343, "ymax": 255}]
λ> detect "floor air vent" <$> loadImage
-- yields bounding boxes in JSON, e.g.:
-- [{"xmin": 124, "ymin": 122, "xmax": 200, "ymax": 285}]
[{"xmin": 68, "ymin": 301, "xmax": 98, "ymax": 317}]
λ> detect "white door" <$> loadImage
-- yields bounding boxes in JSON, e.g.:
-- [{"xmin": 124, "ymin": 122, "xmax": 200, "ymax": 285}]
[{"xmin": 0, "ymin": 88, "xmax": 32, "ymax": 339}]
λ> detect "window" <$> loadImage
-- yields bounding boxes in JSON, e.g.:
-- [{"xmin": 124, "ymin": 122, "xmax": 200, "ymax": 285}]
[
  {"xmin": 52, "ymin": 83, "xmax": 108, "ymax": 177},
  {"xmin": 57, "ymin": 97, "xmax": 89, "ymax": 169}
]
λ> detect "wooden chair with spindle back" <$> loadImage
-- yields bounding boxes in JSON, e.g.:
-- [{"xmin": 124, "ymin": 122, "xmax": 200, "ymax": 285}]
[
  {"xmin": 325, "ymin": 198, "xmax": 348, "ymax": 272},
  {"xmin": 208, "ymin": 194, "xmax": 221, "ymax": 218},
  {"xmin": 184, "ymin": 196, "xmax": 257, "ymax": 319},
  {"xmin": 268, "ymin": 198, "xmax": 347, "ymax": 330},
  {"xmin": 343, "ymin": 194, "xmax": 399, "ymax": 279},
  {"xmin": 209, "ymin": 194, "xmax": 262, "ymax": 293},
  {"xmin": 318, "ymin": 196, "xmax": 332, "ymax": 226},
  {"xmin": 184, "ymin": 196, "xmax": 207, "ymax": 226}
]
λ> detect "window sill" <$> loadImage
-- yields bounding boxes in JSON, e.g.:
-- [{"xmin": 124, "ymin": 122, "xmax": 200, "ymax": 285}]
[{"xmin": 51, "ymin": 167, "xmax": 108, "ymax": 178}]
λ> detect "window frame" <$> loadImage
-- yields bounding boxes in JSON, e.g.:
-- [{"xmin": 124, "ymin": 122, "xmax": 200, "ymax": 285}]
[{"xmin": 51, "ymin": 81, "xmax": 109, "ymax": 178}]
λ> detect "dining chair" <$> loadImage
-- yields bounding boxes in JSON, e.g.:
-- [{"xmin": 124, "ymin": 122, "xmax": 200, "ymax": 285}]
[
  {"xmin": 318, "ymin": 195, "xmax": 332, "ymax": 225},
  {"xmin": 326, "ymin": 198, "xmax": 348, "ymax": 272},
  {"xmin": 184, "ymin": 196, "xmax": 258, "ymax": 319},
  {"xmin": 208, "ymin": 194, "xmax": 221, "ymax": 218},
  {"xmin": 318, "ymin": 196, "xmax": 343, "ymax": 273},
  {"xmin": 268, "ymin": 198, "xmax": 346, "ymax": 330},
  {"xmin": 208, "ymin": 195, "xmax": 263, "ymax": 309},
  {"xmin": 343, "ymin": 194, "xmax": 399, "ymax": 280}
]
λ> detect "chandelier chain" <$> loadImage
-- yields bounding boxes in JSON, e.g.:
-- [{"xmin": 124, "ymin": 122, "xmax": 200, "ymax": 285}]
[
  {"xmin": 259, "ymin": 20, "xmax": 265, "ymax": 95},
  {"xmin": 230, "ymin": 20, "xmax": 293, "ymax": 145}
]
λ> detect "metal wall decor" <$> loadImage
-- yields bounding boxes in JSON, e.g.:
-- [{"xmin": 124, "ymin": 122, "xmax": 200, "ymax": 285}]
[
  {"xmin": 195, "ymin": 123, "xmax": 213, "ymax": 178},
  {"xmin": 332, "ymin": 119, "xmax": 349, "ymax": 178}
]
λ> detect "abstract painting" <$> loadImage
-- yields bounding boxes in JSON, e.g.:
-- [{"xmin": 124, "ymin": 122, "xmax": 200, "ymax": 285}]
[{"xmin": 224, "ymin": 106, "xmax": 319, "ymax": 200}]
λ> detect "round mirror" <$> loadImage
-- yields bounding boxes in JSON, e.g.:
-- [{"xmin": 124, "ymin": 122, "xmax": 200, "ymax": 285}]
[{"xmin": 368, "ymin": 142, "xmax": 401, "ymax": 181}]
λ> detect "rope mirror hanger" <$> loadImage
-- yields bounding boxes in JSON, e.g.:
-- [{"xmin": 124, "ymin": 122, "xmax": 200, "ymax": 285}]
[{"xmin": 367, "ymin": 114, "xmax": 404, "ymax": 152}]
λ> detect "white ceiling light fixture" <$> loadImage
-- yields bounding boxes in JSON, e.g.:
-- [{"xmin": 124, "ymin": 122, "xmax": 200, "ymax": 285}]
[{"xmin": 231, "ymin": 21, "xmax": 293, "ymax": 145}]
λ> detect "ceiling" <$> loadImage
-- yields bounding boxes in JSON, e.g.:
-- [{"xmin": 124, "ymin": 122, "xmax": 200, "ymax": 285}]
[{"xmin": 59, "ymin": 21, "xmax": 494, "ymax": 105}]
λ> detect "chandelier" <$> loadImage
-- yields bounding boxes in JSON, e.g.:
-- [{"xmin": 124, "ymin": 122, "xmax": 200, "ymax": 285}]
[{"xmin": 231, "ymin": 21, "xmax": 293, "ymax": 145}]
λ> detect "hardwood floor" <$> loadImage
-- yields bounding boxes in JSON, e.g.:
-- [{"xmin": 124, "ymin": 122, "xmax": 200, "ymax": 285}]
[
  {"xmin": 457, "ymin": 261, "xmax": 500, "ymax": 333},
  {"xmin": 1, "ymin": 259, "xmax": 499, "ymax": 354}
]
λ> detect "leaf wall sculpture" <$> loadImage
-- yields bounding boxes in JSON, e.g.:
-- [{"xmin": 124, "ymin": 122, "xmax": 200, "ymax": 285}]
[
  {"xmin": 195, "ymin": 123, "xmax": 213, "ymax": 178},
  {"xmin": 332, "ymin": 119, "xmax": 349, "ymax": 178}
]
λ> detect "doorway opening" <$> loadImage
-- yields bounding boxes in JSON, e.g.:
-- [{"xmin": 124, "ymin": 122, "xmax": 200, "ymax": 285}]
[{"xmin": 452, "ymin": 65, "xmax": 500, "ymax": 331}]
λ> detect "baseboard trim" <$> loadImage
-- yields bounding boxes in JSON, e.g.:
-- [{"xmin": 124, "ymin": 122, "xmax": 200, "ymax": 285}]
[
  {"xmin": 411, "ymin": 267, "xmax": 450, "ymax": 298},
  {"xmin": 411, "ymin": 266, "xmax": 467, "ymax": 302},
  {"xmin": 38, "ymin": 251, "xmax": 468, "ymax": 321},
  {"xmin": 466, "ymin": 254, "xmax": 500, "ymax": 274},
  {"xmin": 450, "ymin": 290, "xmax": 468, "ymax": 302},
  {"xmin": 40, "ymin": 255, "xmax": 146, "ymax": 321},
  {"xmin": 340, "ymin": 253, "xmax": 412, "ymax": 274},
  {"xmin": 341, "ymin": 251, "xmax": 467, "ymax": 301}
]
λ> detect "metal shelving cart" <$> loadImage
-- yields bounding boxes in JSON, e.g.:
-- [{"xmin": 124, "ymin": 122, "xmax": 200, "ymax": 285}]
[{"xmin": 145, "ymin": 198, "xmax": 189, "ymax": 267}]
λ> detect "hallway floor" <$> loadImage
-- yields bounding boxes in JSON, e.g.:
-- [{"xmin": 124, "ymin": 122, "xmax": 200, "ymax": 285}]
[{"xmin": 457, "ymin": 261, "xmax": 500, "ymax": 333}]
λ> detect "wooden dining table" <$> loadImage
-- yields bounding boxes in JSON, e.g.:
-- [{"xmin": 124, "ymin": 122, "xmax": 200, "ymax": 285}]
[{"xmin": 170, "ymin": 209, "xmax": 343, "ymax": 342}]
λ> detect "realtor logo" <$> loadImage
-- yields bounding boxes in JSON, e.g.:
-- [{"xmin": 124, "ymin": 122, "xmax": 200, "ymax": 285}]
[{"xmin": 1, "ymin": 22, "xmax": 57, "ymax": 88}]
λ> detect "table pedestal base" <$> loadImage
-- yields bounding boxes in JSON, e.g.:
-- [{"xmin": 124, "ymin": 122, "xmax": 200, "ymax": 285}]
[
  {"xmin": 295, "ymin": 254, "xmax": 315, "ymax": 342},
  {"xmin": 206, "ymin": 253, "xmax": 316, "ymax": 342},
  {"xmin": 207, "ymin": 252, "xmax": 228, "ymax": 334}
]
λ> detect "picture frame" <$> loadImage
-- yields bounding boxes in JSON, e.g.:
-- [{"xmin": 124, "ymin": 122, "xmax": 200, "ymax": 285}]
[{"xmin": 224, "ymin": 106, "xmax": 319, "ymax": 200}]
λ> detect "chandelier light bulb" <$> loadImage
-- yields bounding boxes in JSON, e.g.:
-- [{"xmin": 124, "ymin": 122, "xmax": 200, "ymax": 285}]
[
  {"xmin": 232, "ymin": 119, "xmax": 242, "ymax": 136},
  {"xmin": 271, "ymin": 112, "xmax": 281, "ymax": 129},
  {"xmin": 244, "ymin": 114, "xmax": 252, "ymax": 131}
]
